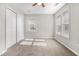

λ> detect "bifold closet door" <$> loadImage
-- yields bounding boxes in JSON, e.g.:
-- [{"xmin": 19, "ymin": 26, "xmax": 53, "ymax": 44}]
[{"xmin": 6, "ymin": 8, "xmax": 16, "ymax": 49}]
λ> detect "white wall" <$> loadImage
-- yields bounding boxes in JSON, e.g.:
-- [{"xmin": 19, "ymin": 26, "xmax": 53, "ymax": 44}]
[
  {"xmin": 54, "ymin": 3, "xmax": 79, "ymax": 55},
  {"xmin": 17, "ymin": 13, "xmax": 24, "ymax": 42},
  {"xmin": 0, "ymin": 4, "xmax": 6, "ymax": 54},
  {"xmin": 69, "ymin": 3, "xmax": 79, "ymax": 55},
  {"xmin": 24, "ymin": 14, "xmax": 53, "ymax": 39},
  {"xmin": 0, "ymin": 4, "xmax": 24, "ymax": 55}
]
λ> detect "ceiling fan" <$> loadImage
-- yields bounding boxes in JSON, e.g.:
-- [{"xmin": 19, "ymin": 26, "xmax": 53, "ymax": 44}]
[{"xmin": 32, "ymin": 3, "xmax": 45, "ymax": 7}]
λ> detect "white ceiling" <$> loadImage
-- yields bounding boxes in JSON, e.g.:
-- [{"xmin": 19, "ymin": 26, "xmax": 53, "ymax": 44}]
[{"xmin": 6, "ymin": 3, "xmax": 65, "ymax": 14}]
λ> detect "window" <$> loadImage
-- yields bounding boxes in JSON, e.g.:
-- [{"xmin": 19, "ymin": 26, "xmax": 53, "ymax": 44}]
[
  {"xmin": 27, "ymin": 20, "xmax": 36, "ymax": 32},
  {"xmin": 62, "ymin": 11, "xmax": 69, "ymax": 38},
  {"xmin": 30, "ymin": 23, "xmax": 36, "ymax": 31},
  {"xmin": 56, "ymin": 15, "xmax": 62, "ymax": 35}
]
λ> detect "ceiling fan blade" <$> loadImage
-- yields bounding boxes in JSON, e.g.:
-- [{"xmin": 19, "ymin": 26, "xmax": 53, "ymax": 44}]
[
  {"xmin": 42, "ymin": 3, "xmax": 45, "ymax": 7},
  {"xmin": 33, "ymin": 3, "xmax": 37, "ymax": 6}
]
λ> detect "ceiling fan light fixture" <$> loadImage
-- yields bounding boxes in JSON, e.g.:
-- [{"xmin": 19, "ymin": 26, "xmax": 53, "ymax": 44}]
[{"xmin": 32, "ymin": 3, "xmax": 45, "ymax": 8}]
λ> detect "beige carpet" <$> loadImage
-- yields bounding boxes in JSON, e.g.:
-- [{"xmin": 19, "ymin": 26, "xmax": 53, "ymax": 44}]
[{"xmin": 2, "ymin": 39, "xmax": 76, "ymax": 56}]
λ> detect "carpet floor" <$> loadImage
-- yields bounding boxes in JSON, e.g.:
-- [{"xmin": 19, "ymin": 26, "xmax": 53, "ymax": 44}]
[{"xmin": 2, "ymin": 39, "xmax": 76, "ymax": 56}]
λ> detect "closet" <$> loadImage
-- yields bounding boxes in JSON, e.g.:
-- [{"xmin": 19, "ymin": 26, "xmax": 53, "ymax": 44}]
[{"xmin": 6, "ymin": 8, "xmax": 17, "ymax": 49}]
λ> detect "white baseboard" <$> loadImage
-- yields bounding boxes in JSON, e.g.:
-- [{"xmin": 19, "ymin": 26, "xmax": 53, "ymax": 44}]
[
  {"xmin": 24, "ymin": 37, "xmax": 53, "ymax": 40},
  {"xmin": 0, "ymin": 49, "xmax": 7, "ymax": 56},
  {"xmin": 34, "ymin": 37, "xmax": 53, "ymax": 39},
  {"xmin": 55, "ymin": 38, "xmax": 79, "ymax": 56}
]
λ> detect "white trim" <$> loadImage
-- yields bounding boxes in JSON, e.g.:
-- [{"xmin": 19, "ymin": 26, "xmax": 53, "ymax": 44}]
[
  {"xmin": 0, "ymin": 49, "xmax": 7, "ymax": 56},
  {"xmin": 33, "ymin": 37, "xmax": 53, "ymax": 39},
  {"xmin": 55, "ymin": 38, "xmax": 79, "ymax": 56},
  {"xmin": 25, "ymin": 37, "xmax": 53, "ymax": 40}
]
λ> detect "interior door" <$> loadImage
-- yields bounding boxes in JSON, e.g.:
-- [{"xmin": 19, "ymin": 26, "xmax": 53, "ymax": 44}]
[{"xmin": 6, "ymin": 8, "xmax": 16, "ymax": 49}]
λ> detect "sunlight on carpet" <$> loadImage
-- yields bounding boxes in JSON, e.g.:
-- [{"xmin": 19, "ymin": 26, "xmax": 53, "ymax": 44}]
[
  {"xmin": 35, "ymin": 39, "xmax": 46, "ymax": 42},
  {"xmin": 20, "ymin": 41, "xmax": 32, "ymax": 45},
  {"xmin": 33, "ymin": 42, "xmax": 47, "ymax": 47}
]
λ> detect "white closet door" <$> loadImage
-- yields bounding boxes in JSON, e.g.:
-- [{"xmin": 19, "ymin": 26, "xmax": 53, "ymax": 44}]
[{"xmin": 6, "ymin": 8, "xmax": 16, "ymax": 48}]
